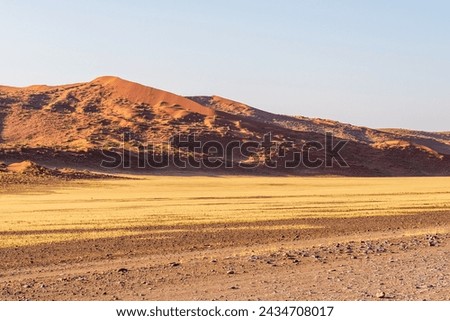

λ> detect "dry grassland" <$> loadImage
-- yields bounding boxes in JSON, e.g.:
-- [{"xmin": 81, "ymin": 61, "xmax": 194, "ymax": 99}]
[{"xmin": 1, "ymin": 176, "xmax": 449, "ymax": 248}]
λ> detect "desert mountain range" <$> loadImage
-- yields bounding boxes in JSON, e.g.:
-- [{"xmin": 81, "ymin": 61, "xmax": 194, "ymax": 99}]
[{"xmin": 0, "ymin": 76, "xmax": 449, "ymax": 176}]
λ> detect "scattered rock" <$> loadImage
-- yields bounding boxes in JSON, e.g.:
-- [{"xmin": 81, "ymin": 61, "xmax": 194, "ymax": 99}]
[
  {"xmin": 427, "ymin": 235, "xmax": 438, "ymax": 247},
  {"xmin": 227, "ymin": 270, "xmax": 235, "ymax": 275},
  {"xmin": 117, "ymin": 268, "xmax": 128, "ymax": 273},
  {"xmin": 169, "ymin": 262, "xmax": 181, "ymax": 267},
  {"xmin": 376, "ymin": 291, "xmax": 386, "ymax": 298}
]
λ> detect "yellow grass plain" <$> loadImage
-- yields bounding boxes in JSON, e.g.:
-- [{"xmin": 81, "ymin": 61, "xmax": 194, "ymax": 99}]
[{"xmin": 1, "ymin": 176, "xmax": 449, "ymax": 248}]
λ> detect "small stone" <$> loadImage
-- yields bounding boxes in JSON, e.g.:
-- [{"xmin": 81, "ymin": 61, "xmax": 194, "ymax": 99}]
[
  {"xmin": 227, "ymin": 270, "xmax": 235, "ymax": 275},
  {"xmin": 230, "ymin": 286, "xmax": 239, "ymax": 290},
  {"xmin": 376, "ymin": 291, "xmax": 385, "ymax": 298},
  {"xmin": 169, "ymin": 262, "xmax": 181, "ymax": 267},
  {"xmin": 117, "ymin": 268, "xmax": 128, "ymax": 273}
]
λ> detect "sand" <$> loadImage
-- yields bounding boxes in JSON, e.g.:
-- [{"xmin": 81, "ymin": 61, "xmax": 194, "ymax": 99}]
[
  {"xmin": 1, "ymin": 76, "xmax": 449, "ymax": 176},
  {"xmin": 0, "ymin": 176, "xmax": 448, "ymax": 300}
]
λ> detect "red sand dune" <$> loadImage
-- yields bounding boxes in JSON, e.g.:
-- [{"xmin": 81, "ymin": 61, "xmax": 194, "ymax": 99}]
[{"xmin": 0, "ymin": 76, "xmax": 449, "ymax": 176}]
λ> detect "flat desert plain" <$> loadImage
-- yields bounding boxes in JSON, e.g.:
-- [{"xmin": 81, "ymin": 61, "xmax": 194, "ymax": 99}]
[{"xmin": 0, "ymin": 176, "xmax": 449, "ymax": 300}]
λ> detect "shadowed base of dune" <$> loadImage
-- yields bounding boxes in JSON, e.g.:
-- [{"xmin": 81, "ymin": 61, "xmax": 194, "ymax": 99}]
[{"xmin": 0, "ymin": 160, "xmax": 119, "ymax": 191}]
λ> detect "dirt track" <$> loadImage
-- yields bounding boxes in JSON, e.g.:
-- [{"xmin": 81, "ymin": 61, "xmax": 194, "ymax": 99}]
[{"xmin": 1, "ymin": 211, "xmax": 448, "ymax": 301}]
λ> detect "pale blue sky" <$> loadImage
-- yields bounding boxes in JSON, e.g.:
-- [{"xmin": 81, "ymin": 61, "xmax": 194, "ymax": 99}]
[{"xmin": 1, "ymin": 1, "xmax": 449, "ymax": 131}]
